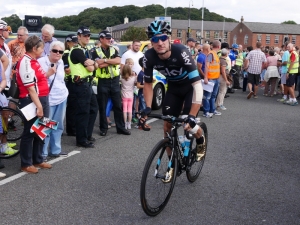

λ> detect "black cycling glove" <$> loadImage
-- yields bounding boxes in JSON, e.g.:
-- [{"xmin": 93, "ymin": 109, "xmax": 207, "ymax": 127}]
[
  {"xmin": 141, "ymin": 107, "xmax": 151, "ymax": 117},
  {"xmin": 184, "ymin": 115, "xmax": 196, "ymax": 128}
]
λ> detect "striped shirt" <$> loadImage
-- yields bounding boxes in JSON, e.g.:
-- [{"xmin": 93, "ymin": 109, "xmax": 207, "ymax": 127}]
[{"xmin": 246, "ymin": 49, "xmax": 267, "ymax": 74}]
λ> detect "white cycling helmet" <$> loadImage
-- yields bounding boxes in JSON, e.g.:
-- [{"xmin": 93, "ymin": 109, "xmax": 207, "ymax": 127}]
[{"xmin": 0, "ymin": 20, "xmax": 8, "ymax": 30}]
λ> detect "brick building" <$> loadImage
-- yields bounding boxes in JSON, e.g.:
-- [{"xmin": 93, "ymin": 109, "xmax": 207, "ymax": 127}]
[
  {"xmin": 231, "ymin": 17, "xmax": 300, "ymax": 48},
  {"xmin": 112, "ymin": 18, "xmax": 237, "ymax": 45}
]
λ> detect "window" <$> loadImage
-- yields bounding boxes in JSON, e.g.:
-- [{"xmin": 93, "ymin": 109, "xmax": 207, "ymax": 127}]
[
  {"xmin": 223, "ymin": 31, "xmax": 228, "ymax": 39},
  {"xmin": 274, "ymin": 35, "xmax": 279, "ymax": 44},
  {"xmin": 244, "ymin": 35, "xmax": 248, "ymax": 45},
  {"xmin": 205, "ymin": 31, "xmax": 210, "ymax": 39},
  {"xmin": 177, "ymin": 29, "xmax": 182, "ymax": 38},
  {"xmin": 292, "ymin": 35, "xmax": 296, "ymax": 44},
  {"xmin": 214, "ymin": 31, "xmax": 219, "ymax": 39},
  {"xmin": 196, "ymin": 30, "xmax": 201, "ymax": 38},
  {"xmin": 266, "ymin": 35, "xmax": 270, "ymax": 44},
  {"xmin": 257, "ymin": 34, "xmax": 262, "ymax": 42},
  {"xmin": 233, "ymin": 35, "xmax": 237, "ymax": 44}
]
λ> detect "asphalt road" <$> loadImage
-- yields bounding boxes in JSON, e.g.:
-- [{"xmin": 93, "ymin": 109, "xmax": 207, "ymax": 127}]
[{"xmin": 0, "ymin": 88, "xmax": 300, "ymax": 225}]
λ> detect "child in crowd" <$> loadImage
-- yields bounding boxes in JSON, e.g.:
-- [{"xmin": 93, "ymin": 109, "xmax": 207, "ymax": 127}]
[{"xmin": 121, "ymin": 58, "xmax": 137, "ymax": 129}]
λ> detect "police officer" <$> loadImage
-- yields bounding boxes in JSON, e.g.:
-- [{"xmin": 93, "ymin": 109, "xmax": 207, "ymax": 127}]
[
  {"xmin": 69, "ymin": 26, "xmax": 98, "ymax": 147},
  {"xmin": 63, "ymin": 34, "xmax": 78, "ymax": 136},
  {"xmin": 91, "ymin": 30, "xmax": 130, "ymax": 136}
]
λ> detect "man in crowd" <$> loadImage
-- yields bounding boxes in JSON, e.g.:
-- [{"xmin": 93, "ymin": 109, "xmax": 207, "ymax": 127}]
[
  {"xmin": 202, "ymin": 40, "xmax": 221, "ymax": 117},
  {"xmin": 277, "ymin": 42, "xmax": 290, "ymax": 103},
  {"xmin": 244, "ymin": 42, "xmax": 267, "ymax": 99},
  {"xmin": 186, "ymin": 37, "xmax": 198, "ymax": 60},
  {"xmin": 197, "ymin": 43, "xmax": 210, "ymax": 79},
  {"xmin": 41, "ymin": 24, "xmax": 57, "ymax": 56},
  {"xmin": 68, "ymin": 26, "xmax": 98, "ymax": 148},
  {"xmin": 8, "ymin": 26, "xmax": 28, "ymax": 67},
  {"xmin": 92, "ymin": 30, "xmax": 130, "ymax": 136},
  {"xmin": 284, "ymin": 43, "xmax": 299, "ymax": 106}
]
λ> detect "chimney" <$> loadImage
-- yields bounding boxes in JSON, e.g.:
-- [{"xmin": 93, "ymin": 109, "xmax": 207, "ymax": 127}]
[
  {"xmin": 124, "ymin": 16, "xmax": 129, "ymax": 24},
  {"xmin": 241, "ymin": 16, "xmax": 244, "ymax": 23}
]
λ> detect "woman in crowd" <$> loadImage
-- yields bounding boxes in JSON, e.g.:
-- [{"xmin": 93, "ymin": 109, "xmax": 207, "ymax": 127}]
[
  {"xmin": 16, "ymin": 35, "xmax": 52, "ymax": 174},
  {"xmin": 263, "ymin": 49, "xmax": 280, "ymax": 97},
  {"xmin": 0, "ymin": 60, "xmax": 7, "ymax": 178},
  {"xmin": 216, "ymin": 48, "xmax": 231, "ymax": 110},
  {"xmin": 38, "ymin": 41, "xmax": 69, "ymax": 160}
]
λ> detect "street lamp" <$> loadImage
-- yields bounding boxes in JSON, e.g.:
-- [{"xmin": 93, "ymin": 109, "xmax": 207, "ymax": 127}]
[
  {"xmin": 201, "ymin": 0, "xmax": 204, "ymax": 44},
  {"xmin": 187, "ymin": 0, "xmax": 193, "ymax": 38}
]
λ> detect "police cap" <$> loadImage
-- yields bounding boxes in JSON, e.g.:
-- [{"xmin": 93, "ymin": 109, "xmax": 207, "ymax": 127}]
[
  {"xmin": 99, "ymin": 30, "xmax": 112, "ymax": 39},
  {"xmin": 65, "ymin": 34, "xmax": 78, "ymax": 43},
  {"xmin": 77, "ymin": 26, "xmax": 91, "ymax": 35}
]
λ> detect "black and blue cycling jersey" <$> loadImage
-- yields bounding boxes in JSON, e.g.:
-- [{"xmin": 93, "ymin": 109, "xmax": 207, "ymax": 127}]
[{"xmin": 143, "ymin": 44, "xmax": 200, "ymax": 84}]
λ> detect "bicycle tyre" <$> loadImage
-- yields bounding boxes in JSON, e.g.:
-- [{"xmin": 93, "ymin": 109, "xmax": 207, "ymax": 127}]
[
  {"xmin": 186, "ymin": 122, "xmax": 208, "ymax": 183},
  {"xmin": 3, "ymin": 107, "xmax": 25, "ymax": 141},
  {"xmin": 140, "ymin": 138, "xmax": 178, "ymax": 216}
]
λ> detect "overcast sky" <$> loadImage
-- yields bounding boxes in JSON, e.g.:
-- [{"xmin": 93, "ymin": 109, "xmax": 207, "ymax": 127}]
[{"xmin": 1, "ymin": 0, "xmax": 300, "ymax": 24}]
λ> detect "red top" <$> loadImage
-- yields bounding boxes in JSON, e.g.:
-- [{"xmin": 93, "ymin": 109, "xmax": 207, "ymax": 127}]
[{"xmin": 16, "ymin": 54, "xmax": 49, "ymax": 98}]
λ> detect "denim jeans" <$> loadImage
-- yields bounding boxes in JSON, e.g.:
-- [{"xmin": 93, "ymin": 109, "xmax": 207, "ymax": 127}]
[
  {"xmin": 202, "ymin": 78, "xmax": 220, "ymax": 114},
  {"xmin": 42, "ymin": 99, "xmax": 67, "ymax": 157},
  {"xmin": 138, "ymin": 92, "xmax": 146, "ymax": 111}
]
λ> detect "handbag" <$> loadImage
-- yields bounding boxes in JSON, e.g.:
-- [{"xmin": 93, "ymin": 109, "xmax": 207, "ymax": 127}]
[{"xmin": 8, "ymin": 73, "xmax": 20, "ymax": 99}]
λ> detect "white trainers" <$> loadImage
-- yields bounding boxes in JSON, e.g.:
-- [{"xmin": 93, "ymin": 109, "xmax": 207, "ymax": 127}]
[
  {"xmin": 203, "ymin": 112, "xmax": 212, "ymax": 118},
  {"xmin": 213, "ymin": 110, "xmax": 222, "ymax": 116},
  {"xmin": 0, "ymin": 172, "xmax": 6, "ymax": 178},
  {"xmin": 219, "ymin": 105, "xmax": 227, "ymax": 110},
  {"xmin": 125, "ymin": 122, "xmax": 128, "ymax": 129},
  {"xmin": 127, "ymin": 122, "xmax": 131, "ymax": 130}
]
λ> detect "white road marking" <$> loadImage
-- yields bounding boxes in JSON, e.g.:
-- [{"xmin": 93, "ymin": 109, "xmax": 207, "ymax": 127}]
[
  {"xmin": 0, "ymin": 150, "xmax": 81, "ymax": 186},
  {"xmin": 146, "ymin": 118, "xmax": 158, "ymax": 124}
]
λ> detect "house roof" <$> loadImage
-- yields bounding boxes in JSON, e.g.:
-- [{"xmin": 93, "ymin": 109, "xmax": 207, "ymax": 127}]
[
  {"xmin": 243, "ymin": 22, "xmax": 300, "ymax": 34},
  {"xmin": 112, "ymin": 18, "xmax": 238, "ymax": 31}
]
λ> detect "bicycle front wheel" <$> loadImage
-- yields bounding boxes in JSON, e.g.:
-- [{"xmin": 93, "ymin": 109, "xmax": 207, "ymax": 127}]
[
  {"xmin": 140, "ymin": 138, "xmax": 178, "ymax": 216},
  {"xmin": 186, "ymin": 122, "xmax": 208, "ymax": 183},
  {"xmin": 2, "ymin": 107, "xmax": 25, "ymax": 141}
]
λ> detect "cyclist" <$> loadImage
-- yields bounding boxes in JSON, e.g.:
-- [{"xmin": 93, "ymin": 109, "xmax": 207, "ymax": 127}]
[{"xmin": 141, "ymin": 20, "xmax": 206, "ymax": 181}]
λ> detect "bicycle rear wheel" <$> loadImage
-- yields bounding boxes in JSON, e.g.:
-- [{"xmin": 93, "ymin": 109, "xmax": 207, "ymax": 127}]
[
  {"xmin": 140, "ymin": 138, "xmax": 178, "ymax": 216},
  {"xmin": 3, "ymin": 107, "xmax": 25, "ymax": 141},
  {"xmin": 186, "ymin": 122, "xmax": 208, "ymax": 183}
]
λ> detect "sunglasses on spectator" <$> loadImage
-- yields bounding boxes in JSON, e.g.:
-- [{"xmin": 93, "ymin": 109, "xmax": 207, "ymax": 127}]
[
  {"xmin": 83, "ymin": 34, "xmax": 91, "ymax": 37},
  {"xmin": 17, "ymin": 34, "xmax": 24, "ymax": 36},
  {"xmin": 51, "ymin": 49, "xmax": 64, "ymax": 54},
  {"xmin": 151, "ymin": 35, "xmax": 168, "ymax": 43}
]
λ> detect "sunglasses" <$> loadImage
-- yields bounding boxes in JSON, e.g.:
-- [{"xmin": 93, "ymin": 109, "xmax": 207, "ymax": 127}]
[
  {"xmin": 51, "ymin": 49, "xmax": 64, "ymax": 54},
  {"xmin": 83, "ymin": 34, "xmax": 91, "ymax": 37},
  {"xmin": 151, "ymin": 35, "xmax": 168, "ymax": 43}
]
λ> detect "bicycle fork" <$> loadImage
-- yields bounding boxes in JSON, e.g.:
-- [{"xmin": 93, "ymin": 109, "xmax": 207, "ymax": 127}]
[{"xmin": 154, "ymin": 134, "xmax": 174, "ymax": 181}]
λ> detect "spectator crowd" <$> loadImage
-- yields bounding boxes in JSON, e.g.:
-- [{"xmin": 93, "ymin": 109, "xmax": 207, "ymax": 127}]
[{"xmin": 0, "ymin": 19, "xmax": 299, "ymax": 178}]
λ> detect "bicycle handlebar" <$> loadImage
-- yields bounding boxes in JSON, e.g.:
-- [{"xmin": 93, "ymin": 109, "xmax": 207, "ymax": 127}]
[{"xmin": 148, "ymin": 114, "xmax": 185, "ymax": 123}]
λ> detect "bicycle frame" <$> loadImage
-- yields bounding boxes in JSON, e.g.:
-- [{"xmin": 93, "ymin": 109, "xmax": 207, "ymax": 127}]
[{"xmin": 163, "ymin": 122, "xmax": 187, "ymax": 180}]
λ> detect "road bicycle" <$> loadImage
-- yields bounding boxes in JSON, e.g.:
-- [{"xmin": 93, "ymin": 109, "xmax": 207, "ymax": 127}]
[
  {"xmin": 140, "ymin": 114, "xmax": 208, "ymax": 216},
  {"xmin": 0, "ymin": 105, "xmax": 25, "ymax": 159}
]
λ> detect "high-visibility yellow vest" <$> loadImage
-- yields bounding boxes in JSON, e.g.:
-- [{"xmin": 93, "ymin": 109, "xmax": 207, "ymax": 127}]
[
  {"xmin": 287, "ymin": 51, "xmax": 299, "ymax": 74},
  {"xmin": 63, "ymin": 49, "xmax": 71, "ymax": 77},
  {"xmin": 207, "ymin": 50, "xmax": 220, "ymax": 79},
  {"xmin": 68, "ymin": 45, "xmax": 93, "ymax": 79},
  {"xmin": 95, "ymin": 47, "xmax": 119, "ymax": 79},
  {"xmin": 235, "ymin": 52, "xmax": 244, "ymax": 66}
]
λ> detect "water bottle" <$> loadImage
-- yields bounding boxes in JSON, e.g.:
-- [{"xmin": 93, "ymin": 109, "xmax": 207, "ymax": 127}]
[
  {"xmin": 178, "ymin": 135, "xmax": 185, "ymax": 148},
  {"xmin": 183, "ymin": 137, "xmax": 191, "ymax": 157}
]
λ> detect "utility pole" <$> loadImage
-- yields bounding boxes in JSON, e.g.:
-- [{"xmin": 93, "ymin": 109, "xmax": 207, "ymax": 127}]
[
  {"xmin": 165, "ymin": 0, "xmax": 167, "ymax": 17},
  {"xmin": 201, "ymin": 0, "xmax": 204, "ymax": 44}
]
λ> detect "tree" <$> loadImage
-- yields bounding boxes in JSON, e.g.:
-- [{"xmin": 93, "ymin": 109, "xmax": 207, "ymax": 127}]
[
  {"xmin": 121, "ymin": 26, "xmax": 148, "ymax": 41},
  {"xmin": 1, "ymin": 14, "xmax": 22, "ymax": 32},
  {"xmin": 281, "ymin": 20, "xmax": 297, "ymax": 24}
]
